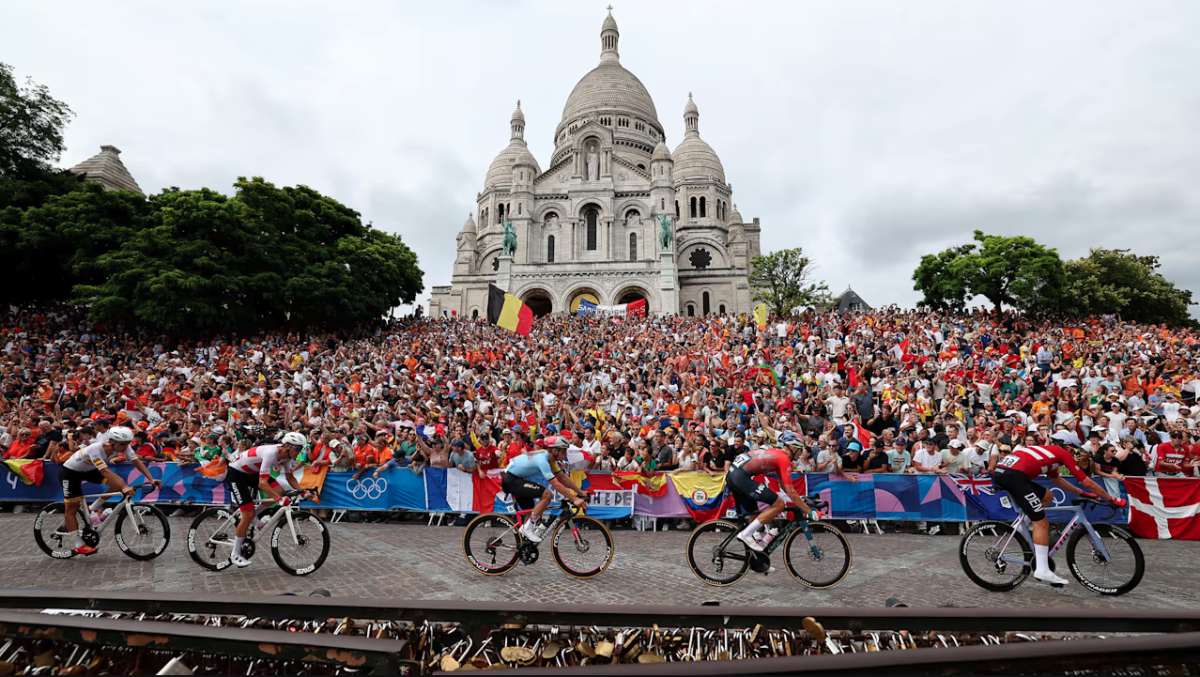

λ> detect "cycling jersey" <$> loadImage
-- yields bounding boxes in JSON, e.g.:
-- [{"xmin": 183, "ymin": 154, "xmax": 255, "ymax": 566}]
[
  {"xmin": 229, "ymin": 445, "xmax": 295, "ymax": 479},
  {"xmin": 995, "ymin": 445, "xmax": 1088, "ymax": 483},
  {"xmin": 63, "ymin": 441, "xmax": 123, "ymax": 473},
  {"xmin": 730, "ymin": 449, "xmax": 795, "ymax": 488},
  {"xmin": 504, "ymin": 451, "xmax": 562, "ymax": 481}
]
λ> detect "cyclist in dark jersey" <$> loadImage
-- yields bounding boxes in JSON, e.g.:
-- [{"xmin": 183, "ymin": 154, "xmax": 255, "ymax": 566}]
[
  {"xmin": 729, "ymin": 432, "xmax": 857, "ymax": 551},
  {"xmin": 993, "ymin": 444, "xmax": 1126, "ymax": 587}
]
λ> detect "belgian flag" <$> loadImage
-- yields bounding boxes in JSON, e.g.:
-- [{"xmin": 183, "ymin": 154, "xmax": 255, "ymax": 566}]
[{"xmin": 486, "ymin": 284, "xmax": 534, "ymax": 336}]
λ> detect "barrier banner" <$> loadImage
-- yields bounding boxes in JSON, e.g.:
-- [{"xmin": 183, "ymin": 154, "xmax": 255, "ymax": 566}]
[{"xmin": 955, "ymin": 475, "xmax": 1128, "ymax": 525}]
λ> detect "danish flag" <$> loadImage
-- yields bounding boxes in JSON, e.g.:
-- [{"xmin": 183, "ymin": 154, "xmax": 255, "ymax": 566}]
[{"xmin": 1125, "ymin": 478, "xmax": 1200, "ymax": 541}]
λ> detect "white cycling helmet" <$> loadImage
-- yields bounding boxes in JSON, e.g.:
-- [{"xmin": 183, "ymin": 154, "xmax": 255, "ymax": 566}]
[
  {"xmin": 281, "ymin": 432, "xmax": 307, "ymax": 448},
  {"xmin": 107, "ymin": 426, "xmax": 134, "ymax": 444}
]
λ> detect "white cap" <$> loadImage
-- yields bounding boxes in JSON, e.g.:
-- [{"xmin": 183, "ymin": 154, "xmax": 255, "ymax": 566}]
[{"xmin": 948, "ymin": 439, "xmax": 964, "ymax": 449}]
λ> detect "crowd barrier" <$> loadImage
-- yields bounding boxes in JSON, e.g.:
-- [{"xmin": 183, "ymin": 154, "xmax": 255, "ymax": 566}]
[{"xmin": 2, "ymin": 462, "xmax": 1194, "ymax": 538}]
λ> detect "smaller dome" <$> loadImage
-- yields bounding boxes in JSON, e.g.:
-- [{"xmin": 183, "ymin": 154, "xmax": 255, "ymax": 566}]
[
  {"xmin": 727, "ymin": 203, "xmax": 743, "ymax": 224},
  {"xmin": 485, "ymin": 140, "xmax": 541, "ymax": 187},
  {"xmin": 673, "ymin": 136, "xmax": 724, "ymax": 183},
  {"xmin": 514, "ymin": 146, "xmax": 538, "ymax": 168},
  {"xmin": 511, "ymin": 101, "xmax": 525, "ymax": 124},
  {"xmin": 601, "ymin": 11, "xmax": 618, "ymax": 34},
  {"xmin": 683, "ymin": 92, "xmax": 698, "ymax": 117},
  {"xmin": 651, "ymin": 141, "xmax": 672, "ymax": 162},
  {"xmin": 463, "ymin": 213, "xmax": 477, "ymax": 233}
]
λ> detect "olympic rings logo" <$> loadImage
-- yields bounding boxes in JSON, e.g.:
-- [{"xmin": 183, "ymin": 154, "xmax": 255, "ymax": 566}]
[{"xmin": 347, "ymin": 477, "xmax": 388, "ymax": 500}]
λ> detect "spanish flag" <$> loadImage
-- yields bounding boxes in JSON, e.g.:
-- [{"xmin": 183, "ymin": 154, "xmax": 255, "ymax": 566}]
[{"xmin": 486, "ymin": 284, "xmax": 534, "ymax": 337}]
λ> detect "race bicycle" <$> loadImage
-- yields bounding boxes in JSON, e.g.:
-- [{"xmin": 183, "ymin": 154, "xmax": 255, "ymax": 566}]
[
  {"xmin": 186, "ymin": 492, "xmax": 330, "ymax": 576},
  {"xmin": 959, "ymin": 495, "xmax": 1144, "ymax": 595},
  {"xmin": 33, "ymin": 482, "xmax": 170, "ymax": 561},
  {"xmin": 462, "ymin": 499, "xmax": 614, "ymax": 579},
  {"xmin": 685, "ymin": 496, "xmax": 852, "ymax": 588}
]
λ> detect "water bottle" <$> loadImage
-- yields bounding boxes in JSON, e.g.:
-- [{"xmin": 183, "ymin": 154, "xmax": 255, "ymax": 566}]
[
  {"xmin": 759, "ymin": 526, "xmax": 780, "ymax": 547},
  {"xmin": 533, "ymin": 517, "xmax": 550, "ymax": 540}
]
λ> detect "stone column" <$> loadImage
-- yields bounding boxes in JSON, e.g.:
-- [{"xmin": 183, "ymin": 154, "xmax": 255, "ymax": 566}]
[
  {"xmin": 496, "ymin": 256, "xmax": 514, "ymax": 293},
  {"xmin": 659, "ymin": 251, "xmax": 678, "ymax": 315}
]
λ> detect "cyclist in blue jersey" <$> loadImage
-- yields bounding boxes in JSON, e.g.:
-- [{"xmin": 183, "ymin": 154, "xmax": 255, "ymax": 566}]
[{"xmin": 502, "ymin": 436, "xmax": 588, "ymax": 543}]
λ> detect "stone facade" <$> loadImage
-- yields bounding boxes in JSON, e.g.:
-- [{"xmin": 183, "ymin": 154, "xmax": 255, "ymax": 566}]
[
  {"xmin": 430, "ymin": 10, "xmax": 760, "ymax": 319},
  {"xmin": 69, "ymin": 145, "xmax": 143, "ymax": 194}
]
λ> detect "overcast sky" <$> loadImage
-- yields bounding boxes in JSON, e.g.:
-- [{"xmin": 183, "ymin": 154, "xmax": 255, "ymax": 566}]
[{"xmin": 6, "ymin": 1, "xmax": 1199, "ymax": 315}]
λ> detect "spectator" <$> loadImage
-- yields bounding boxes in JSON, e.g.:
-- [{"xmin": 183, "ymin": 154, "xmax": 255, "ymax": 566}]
[{"xmin": 449, "ymin": 440, "xmax": 476, "ymax": 472}]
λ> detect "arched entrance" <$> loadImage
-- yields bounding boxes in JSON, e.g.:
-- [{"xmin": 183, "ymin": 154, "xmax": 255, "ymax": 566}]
[
  {"xmin": 616, "ymin": 288, "xmax": 647, "ymax": 305},
  {"xmin": 568, "ymin": 288, "xmax": 601, "ymax": 314},
  {"xmin": 521, "ymin": 289, "xmax": 554, "ymax": 317}
]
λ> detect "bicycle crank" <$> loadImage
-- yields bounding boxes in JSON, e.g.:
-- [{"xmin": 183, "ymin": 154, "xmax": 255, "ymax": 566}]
[
  {"xmin": 748, "ymin": 552, "xmax": 771, "ymax": 573},
  {"xmin": 518, "ymin": 543, "xmax": 539, "ymax": 566}
]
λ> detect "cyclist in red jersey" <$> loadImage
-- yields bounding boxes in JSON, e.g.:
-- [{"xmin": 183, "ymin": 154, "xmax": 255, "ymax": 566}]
[
  {"xmin": 993, "ymin": 445, "xmax": 1126, "ymax": 587},
  {"xmin": 728, "ymin": 433, "xmax": 857, "ymax": 552}
]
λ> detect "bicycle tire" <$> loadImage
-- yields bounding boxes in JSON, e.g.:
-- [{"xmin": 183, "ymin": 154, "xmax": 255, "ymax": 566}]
[
  {"xmin": 463, "ymin": 513, "xmax": 521, "ymax": 575},
  {"xmin": 33, "ymin": 502, "xmax": 91, "ymax": 559},
  {"xmin": 270, "ymin": 510, "xmax": 330, "ymax": 576},
  {"xmin": 1066, "ymin": 524, "xmax": 1145, "ymax": 596},
  {"xmin": 782, "ymin": 522, "xmax": 852, "ymax": 589},
  {"xmin": 959, "ymin": 520, "xmax": 1032, "ymax": 592},
  {"xmin": 685, "ymin": 520, "xmax": 750, "ymax": 587},
  {"xmin": 550, "ymin": 516, "xmax": 613, "ymax": 579},
  {"xmin": 186, "ymin": 507, "xmax": 239, "ymax": 572},
  {"xmin": 113, "ymin": 503, "xmax": 171, "ymax": 561}
]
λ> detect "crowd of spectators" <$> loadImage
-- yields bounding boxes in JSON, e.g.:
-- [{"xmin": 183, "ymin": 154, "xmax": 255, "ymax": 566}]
[{"xmin": 3, "ymin": 303, "xmax": 1199, "ymax": 510}]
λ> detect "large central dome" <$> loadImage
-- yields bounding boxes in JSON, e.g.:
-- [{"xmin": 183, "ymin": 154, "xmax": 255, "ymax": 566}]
[{"xmin": 561, "ymin": 62, "xmax": 659, "ymax": 125}]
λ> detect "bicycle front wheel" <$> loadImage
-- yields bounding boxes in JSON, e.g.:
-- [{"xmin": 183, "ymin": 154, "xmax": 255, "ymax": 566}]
[
  {"xmin": 463, "ymin": 513, "xmax": 520, "ymax": 575},
  {"xmin": 1066, "ymin": 524, "xmax": 1145, "ymax": 596},
  {"xmin": 187, "ymin": 507, "xmax": 239, "ymax": 571},
  {"xmin": 685, "ymin": 520, "xmax": 749, "ymax": 587},
  {"xmin": 270, "ymin": 510, "xmax": 330, "ymax": 576},
  {"xmin": 113, "ymin": 504, "xmax": 171, "ymax": 560},
  {"xmin": 959, "ymin": 520, "xmax": 1031, "ymax": 592},
  {"xmin": 33, "ymin": 502, "xmax": 91, "ymax": 559},
  {"xmin": 782, "ymin": 522, "xmax": 852, "ymax": 589},
  {"xmin": 551, "ymin": 516, "xmax": 613, "ymax": 579}
]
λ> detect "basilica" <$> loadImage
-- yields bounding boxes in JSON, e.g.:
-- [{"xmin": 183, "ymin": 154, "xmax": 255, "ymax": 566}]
[{"xmin": 429, "ymin": 10, "xmax": 761, "ymax": 319}]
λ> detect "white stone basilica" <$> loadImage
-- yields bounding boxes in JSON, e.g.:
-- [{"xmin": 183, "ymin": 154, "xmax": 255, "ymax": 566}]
[{"xmin": 429, "ymin": 10, "xmax": 761, "ymax": 319}]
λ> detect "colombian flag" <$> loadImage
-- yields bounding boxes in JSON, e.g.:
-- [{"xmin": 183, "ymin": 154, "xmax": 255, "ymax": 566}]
[
  {"xmin": 486, "ymin": 284, "xmax": 534, "ymax": 337},
  {"xmin": 671, "ymin": 473, "xmax": 735, "ymax": 522}
]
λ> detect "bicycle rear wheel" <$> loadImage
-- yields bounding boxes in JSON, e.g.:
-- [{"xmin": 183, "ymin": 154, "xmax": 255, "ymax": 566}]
[
  {"xmin": 187, "ymin": 507, "xmax": 239, "ymax": 571},
  {"xmin": 270, "ymin": 510, "xmax": 330, "ymax": 576},
  {"xmin": 959, "ymin": 520, "xmax": 1032, "ymax": 592},
  {"xmin": 113, "ymin": 504, "xmax": 171, "ymax": 561},
  {"xmin": 685, "ymin": 520, "xmax": 750, "ymax": 587},
  {"xmin": 782, "ymin": 522, "xmax": 852, "ymax": 589},
  {"xmin": 1067, "ymin": 524, "xmax": 1145, "ymax": 596},
  {"xmin": 33, "ymin": 502, "xmax": 93, "ymax": 559},
  {"xmin": 463, "ymin": 513, "xmax": 521, "ymax": 575},
  {"xmin": 551, "ymin": 516, "xmax": 613, "ymax": 579}
]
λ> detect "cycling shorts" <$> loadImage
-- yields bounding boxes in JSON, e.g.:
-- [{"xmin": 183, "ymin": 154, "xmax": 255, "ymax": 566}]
[
  {"xmin": 502, "ymin": 471, "xmax": 547, "ymax": 512},
  {"xmin": 225, "ymin": 468, "xmax": 279, "ymax": 512},
  {"xmin": 61, "ymin": 467, "xmax": 105, "ymax": 503},
  {"xmin": 727, "ymin": 467, "xmax": 778, "ymax": 515},
  {"xmin": 993, "ymin": 468, "xmax": 1049, "ymax": 522}
]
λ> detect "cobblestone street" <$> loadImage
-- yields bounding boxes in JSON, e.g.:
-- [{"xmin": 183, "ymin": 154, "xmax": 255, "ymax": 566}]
[{"xmin": 1, "ymin": 513, "xmax": 1194, "ymax": 611}]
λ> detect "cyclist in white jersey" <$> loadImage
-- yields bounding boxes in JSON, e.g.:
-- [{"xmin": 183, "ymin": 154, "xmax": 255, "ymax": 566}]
[
  {"xmin": 224, "ymin": 432, "xmax": 307, "ymax": 568},
  {"xmin": 60, "ymin": 426, "xmax": 161, "ymax": 557}
]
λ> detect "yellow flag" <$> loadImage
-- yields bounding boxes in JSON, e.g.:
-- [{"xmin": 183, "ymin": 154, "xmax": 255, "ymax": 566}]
[{"xmin": 753, "ymin": 303, "xmax": 768, "ymax": 328}]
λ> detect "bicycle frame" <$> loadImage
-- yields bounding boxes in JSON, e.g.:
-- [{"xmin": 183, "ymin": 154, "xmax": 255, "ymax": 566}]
[
  {"xmin": 201, "ymin": 499, "xmax": 303, "ymax": 551},
  {"xmin": 75, "ymin": 483, "xmax": 152, "ymax": 536},
  {"xmin": 995, "ymin": 504, "xmax": 1113, "ymax": 569},
  {"xmin": 715, "ymin": 505, "xmax": 822, "ymax": 564},
  {"xmin": 487, "ymin": 500, "xmax": 580, "ymax": 549}
]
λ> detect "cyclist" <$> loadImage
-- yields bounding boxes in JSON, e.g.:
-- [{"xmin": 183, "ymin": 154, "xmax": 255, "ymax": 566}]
[
  {"xmin": 501, "ymin": 436, "xmax": 588, "ymax": 543},
  {"xmin": 993, "ymin": 444, "xmax": 1127, "ymax": 587},
  {"xmin": 224, "ymin": 432, "xmax": 309, "ymax": 568},
  {"xmin": 730, "ymin": 432, "xmax": 857, "ymax": 552},
  {"xmin": 60, "ymin": 426, "xmax": 162, "ymax": 556}
]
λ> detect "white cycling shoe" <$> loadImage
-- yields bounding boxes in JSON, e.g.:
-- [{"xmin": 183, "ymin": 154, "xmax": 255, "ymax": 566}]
[
  {"xmin": 1033, "ymin": 570, "xmax": 1069, "ymax": 587},
  {"xmin": 230, "ymin": 553, "xmax": 253, "ymax": 568},
  {"xmin": 737, "ymin": 532, "xmax": 765, "ymax": 552},
  {"xmin": 519, "ymin": 521, "xmax": 543, "ymax": 543}
]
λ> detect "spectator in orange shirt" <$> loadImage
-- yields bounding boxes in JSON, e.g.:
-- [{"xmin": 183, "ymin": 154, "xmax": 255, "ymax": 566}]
[
  {"xmin": 351, "ymin": 434, "xmax": 377, "ymax": 480},
  {"xmin": 3, "ymin": 428, "xmax": 34, "ymax": 459}
]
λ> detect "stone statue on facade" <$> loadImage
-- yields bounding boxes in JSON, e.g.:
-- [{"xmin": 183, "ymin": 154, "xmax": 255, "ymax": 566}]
[
  {"xmin": 586, "ymin": 151, "xmax": 599, "ymax": 181},
  {"xmin": 501, "ymin": 219, "xmax": 517, "ymax": 257},
  {"xmin": 658, "ymin": 214, "xmax": 673, "ymax": 251}
]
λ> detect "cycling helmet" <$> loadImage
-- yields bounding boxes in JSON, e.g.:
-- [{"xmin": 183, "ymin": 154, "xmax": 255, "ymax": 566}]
[
  {"xmin": 107, "ymin": 426, "xmax": 134, "ymax": 443},
  {"xmin": 780, "ymin": 433, "xmax": 804, "ymax": 448},
  {"xmin": 546, "ymin": 436, "xmax": 571, "ymax": 450},
  {"xmin": 280, "ymin": 432, "xmax": 307, "ymax": 448}
]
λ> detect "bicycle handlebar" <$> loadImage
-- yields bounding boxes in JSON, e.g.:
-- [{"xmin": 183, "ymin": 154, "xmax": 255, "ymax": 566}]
[{"xmin": 1071, "ymin": 496, "xmax": 1120, "ymax": 520}]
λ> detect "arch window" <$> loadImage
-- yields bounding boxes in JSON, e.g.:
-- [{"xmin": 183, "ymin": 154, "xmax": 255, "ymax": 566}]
[
  {"xmin": 629, "ymin": 233, "xmax": 637, "ymax": 261},
  {"xmin": 661, "ymin": 198, "xmax": 665, "ymax": 210},
  {"xmin": 518, "ymin": 203, "xmax": 522, "ymax": 215},
  {"xmin": 703, "ymin": 292, "xmax": 711, "ymax": 316},
  {"xmin": 690, "ymin": 197, "xmax": 697, "ymax": 218},
  {"xmin": 675, "ymin": 200, "xmax": 680, "ymax": 219},
  {"xmin": 637, "ymin": 163, "xmax": 646, "ymax": 171},
  {"xmin": 700, "ymin": 197, "xmax": 707, "ymax": 218},
  {"xmin": 472, "ymin": 309, "xmax": 479, "ymax": 319},
  {"xmin": 719, "ymin": 304, "xmax": 726, "ymax": 315},
  {"xmin": 497, "ymin": 203, "xmax": 504, "ymax": 223},
  {"xmin": 687, "ymin": 304, "xmax": 695, "ymax": 317},
  {"xmin": 547, "ymin": 235, "xmax": 555, "ymax": 263},
  {"xmin": 586, "ymin": 209, "xmax": 598, "ymax": 251}
]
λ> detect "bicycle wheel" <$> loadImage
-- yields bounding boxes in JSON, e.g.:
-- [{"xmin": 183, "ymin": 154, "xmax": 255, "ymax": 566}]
[
  {"xmin": 1066, "ymin": 524, "xmax": 1145, "ymax": 596},
  {"xmin": 959, "ymin": 520, "xmax": 1032, "ymax": 592},
  {"xmin": 33, "ymin": 502, "xmax": 95, "ymax": 559},
  {"xmin": 685, "ymin": 520, "xmax": 750, "ymax": 587},
  {"xmin": 113, "ymin": 504, "xmax": 171, "ymax": 561},
  {"xmin": 463, "ymin": 513, "xmax": 521, "ymax": 575},
  {"xmin": 270, "ymin": 510, "xmax": 330, "ymax": 576},
  {"xmin": 186, "ymin": 507, "xmax": 240, "ymax": 571},
  {"xmin": 551, "ymin": 516, "xmax": 613, "ymax": 579},
  {"xmin": 782, "ymin": 522, "xmax": 852, "ymax": 589}
]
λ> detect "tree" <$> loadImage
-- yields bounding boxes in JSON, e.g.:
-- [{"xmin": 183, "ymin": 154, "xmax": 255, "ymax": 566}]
[
  {"xmin": 0, "ymin": 62, "xmax": 74, "ymax": 178},
  {"xmin": 913, "ymin": 230, "xmax": 1065, "ymax": 312},
  {"xmin": 1061, "ymin": 249, "xmax": 1194, "ymax": 327},
  {"xmin": 748, "ymin": 247, "xmax": 831, "ymax": 316}
]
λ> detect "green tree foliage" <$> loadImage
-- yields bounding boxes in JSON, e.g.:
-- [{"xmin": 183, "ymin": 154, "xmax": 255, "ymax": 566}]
[
  {"xmin": 1061, "ymin": 249, "xmax": 1194, "ymax": 327},
  {"xmin": 749, "ymin": 247, "xmax": 832, "ymax": 316},
  {"xmin": 0, "ymin": 62, "xmax": 74, "ymax": 178},
  {"xmin": 913, "ymin": 230, "xmax": 1065, "ymax": 312},
  {"xmin": 73, "ymin": 177, "xmax": 424, "ymax": 331}
]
